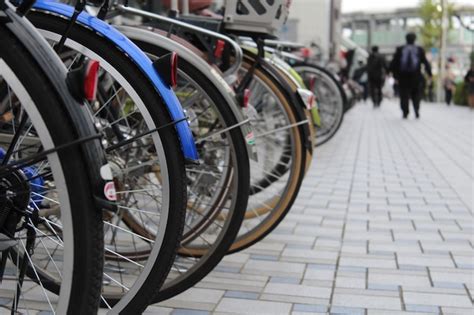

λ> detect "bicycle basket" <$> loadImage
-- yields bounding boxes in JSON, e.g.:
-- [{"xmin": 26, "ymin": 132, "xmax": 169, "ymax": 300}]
[{"xmin": 223, "ymin": 0, "xmax": 291, "ymax": 36}]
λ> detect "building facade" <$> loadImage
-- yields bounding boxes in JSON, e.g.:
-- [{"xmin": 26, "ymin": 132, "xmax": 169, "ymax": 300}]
[
  {"xmin": 342, "ymin": 4, "xmax": 474, "ymax": 71},
  {"xmin": 279, "ymin": 0, "xmax": 342, "ymax": 62}
]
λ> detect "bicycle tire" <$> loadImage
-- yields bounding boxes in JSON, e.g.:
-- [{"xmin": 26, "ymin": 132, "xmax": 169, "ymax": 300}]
[
  {"xmin": 0, "ymin": 18, "xmax": 103, "ymax": 314},
  {"xmin": 123, "ymin": 38, "xmax": 250, "ymax": 302},
  {"xmin": 293, "ymin": 63, "xmax": 344, "ymax": 146},
  {"xmin": 228, "ymin": 57, "xmax": 307, "ymax": 253},
  {"xmin": 28, "ymin": 11, "xmax": 187, "ymax": 313}
]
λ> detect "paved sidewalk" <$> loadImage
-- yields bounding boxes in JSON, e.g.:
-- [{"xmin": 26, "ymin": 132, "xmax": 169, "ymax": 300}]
[{"xmin": 151, "ymin": 101, "xmax": 473, "ymax": 315}]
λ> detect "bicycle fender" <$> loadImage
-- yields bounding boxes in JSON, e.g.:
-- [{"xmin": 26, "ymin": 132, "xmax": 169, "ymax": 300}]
[{"xmin": 33, "ymin": 0, "xmax": 199, "ymax": 162}]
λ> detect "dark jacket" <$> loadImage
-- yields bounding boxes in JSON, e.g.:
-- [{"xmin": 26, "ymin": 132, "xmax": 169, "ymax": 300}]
[
  {"xmin": 465, "ymin": 69, "xmax": 474, "ymax": 94},
  {"xmin": 390, "ymin": 45, "xmax": 432, "ymax": 83},
  {"xmin": 367, "ymin": 53, "xmax": 387, "ymax": 81}
]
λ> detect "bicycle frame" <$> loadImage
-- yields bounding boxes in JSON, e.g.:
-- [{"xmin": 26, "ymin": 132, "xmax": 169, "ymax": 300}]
[{"xmin": 32, "ymin": 0, "xmax": 199, "ymax": 162}]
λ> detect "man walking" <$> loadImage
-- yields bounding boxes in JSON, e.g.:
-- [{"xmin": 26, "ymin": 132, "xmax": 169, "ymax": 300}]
[
  {"xmin": 367, "ymin": 46, "xmax": 387, "ymax": 107},
  {"xmin": 390, "ymin": 33, "xmax": 432, "ymax": 119}
]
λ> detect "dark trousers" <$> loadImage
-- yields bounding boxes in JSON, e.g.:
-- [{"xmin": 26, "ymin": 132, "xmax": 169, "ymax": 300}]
[
  {"xmin": 445, "ymin": 89, "xmax": 453, "ymax": 105},
  {"xmin": 361, "ymin": 82, "xmax": 369, "ymax": 101},
  {"xmin": 399, "ymin": 82, "xmax": 422, "ymax": 116},
  {"xmin": 369, "ymin": 79, "xmax": 384, "ymax": 107}
]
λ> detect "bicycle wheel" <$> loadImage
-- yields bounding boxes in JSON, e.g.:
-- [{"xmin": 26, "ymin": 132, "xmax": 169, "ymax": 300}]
[
  {"xmin": 227, "ymin": 55, "xmax": 307, "ymax": 253},
  {"xmin": 28, "ymin": 11, "xmax": 187, "ymax": 313},
  {"xmin": 293, "ymin": 63, "xmax": 344, "ymax": 146},
  {"xmin": 120, "ymin": 33, "xmax": 250, "ymax": 302},
  {"xmin": 0, "ymin": 13, "xmax": 103, "ymax": 314}
]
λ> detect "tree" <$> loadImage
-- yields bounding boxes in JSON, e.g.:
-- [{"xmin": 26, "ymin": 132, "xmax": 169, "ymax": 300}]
[
  {"xmin": 418, "ymin": 0, "xmax": 454, "ymax": 50},
  {"xmin": 418, "ymin": 0, "xmax": 455, "ymax": 101}
]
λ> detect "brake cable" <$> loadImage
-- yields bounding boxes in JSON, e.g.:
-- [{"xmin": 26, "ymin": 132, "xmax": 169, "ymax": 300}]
[{"xmin": 0, "ymin": 133, "xmax": 102, "ymax": 179}]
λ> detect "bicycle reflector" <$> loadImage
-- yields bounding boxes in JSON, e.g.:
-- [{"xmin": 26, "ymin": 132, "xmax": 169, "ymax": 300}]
[
  {"xmin": 237, "ymin": 88, "xmax": 251, "ymax": 108},
  {"xmin": 84, "ymin": 60, "xmax": 100, "ymax": 102},
  {"xmin": 297, "ymin": 88, "xmax": 316, "ymax": 110},
  {"xmin": 66, "ymin": 59, "xmax": 100, "ymax": 103},
  {"xmin": 214, "ymin": 40, "xmax": 225, "ymax": 59},
  {"xmin": 153, "ymin": 52, "xmax": 178, "ymax": 88},
  {"xmin": 308, "ymin": 75, "xmax": 316, "ymax": 91},
  {"xmin": 243, "ymin": 89, "xmax": 251, "ymax": 108}
]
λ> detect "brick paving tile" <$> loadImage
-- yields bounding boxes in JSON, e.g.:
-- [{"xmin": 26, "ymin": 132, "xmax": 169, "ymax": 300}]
[
  {"xmin": 263, "ymin": 283, "xmax": 331, "ymax": 299},
  {"xmin": 153, "ymin": 102, "xmax": 473, "ymax": 313},
  {"xmin": 368, "ymin": 272, "xmax": 431, "ymax": 288},
  {"xmin": 332, "ymin": 293, "xmax": 401, "ymax": 310},
  {"xmin": 215, "ymin": 298, "xmax": 292, "ymax": 314},
  {"xmin": 366, "ymin": 311, "xmax": 425, "ymax": 315},
  {"xmin": 403, "ymin": 291, "xmax": 472, "ymax": 308}
]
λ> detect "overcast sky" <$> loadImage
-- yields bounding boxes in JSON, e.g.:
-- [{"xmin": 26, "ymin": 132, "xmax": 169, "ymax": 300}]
[{"xmin": 342, "ymin": 0, "xmax": 473, "ymax": 13}]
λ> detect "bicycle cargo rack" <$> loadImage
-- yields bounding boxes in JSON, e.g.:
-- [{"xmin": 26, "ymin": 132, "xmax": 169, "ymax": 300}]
[{"xmin": 223, "ymin": 0, "xmax": 291, "ymax": 37}]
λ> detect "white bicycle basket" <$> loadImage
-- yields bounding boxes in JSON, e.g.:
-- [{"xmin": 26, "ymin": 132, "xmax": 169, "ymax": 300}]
[{"xmin": 223, "ymin": 0, "xmax": 291, "ymax": 36}]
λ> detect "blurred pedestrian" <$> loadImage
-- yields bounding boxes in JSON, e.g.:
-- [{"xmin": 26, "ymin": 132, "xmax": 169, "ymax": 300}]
[
  {"xmin": 427, "ymin": 79, "xmax": 434, "ymax": 102},
  {"xmin": 353, "ymin": 60, "xmax": 368, "ymax": 101},
  {"xmin": 367, "ymin": 46, "xmax": 387, "ymax": 107},
  {"xmin": 443, "ymin": 64, "xmax": 456, "ymax": 106},
  {"xmin": 390, "ymin": 33, "xmax": 432, "ymax": 119},
  {"xmin": 465, "ymin": 64, "xmax": 474, "ymax": 109}
]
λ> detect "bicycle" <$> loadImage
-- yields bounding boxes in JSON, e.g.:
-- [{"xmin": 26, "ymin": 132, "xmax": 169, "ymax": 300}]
[
  {"xmin": 0, "ymin": 0, "xmax": 109, "ymax": 312},
  {"xmin": 116, "ymin": 0, "xmax": 315, "ymax": 254},
  {"xmin": 28, "ymin": 0, "xmax": 253, "ymax": 311}
]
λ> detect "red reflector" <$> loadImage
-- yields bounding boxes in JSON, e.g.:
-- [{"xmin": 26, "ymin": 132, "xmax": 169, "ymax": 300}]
[
  {"xmin": 300, "ymin": 47, "xmax": 311, "ymax": 58},
  {"xmin": 170, "ymin": 52, "xmax": 178, "ymax": 88},
  {"xmin": 84, "ymin": 60, "xmax": 99, "ymax": 102},
  {"xmin": 152, "ymin": 52, "xmax": 179, "ymax": 88},
  {"xmin": 309, "ymin": 75, "xmax": 316, "ymax": 91},
  {"xmin": 243, "ymin": 89, "xmax": 251, "ymax": 108},
  {"xmin": 214, "ymin": 40, "xmax": 225, "ymax": 59}
]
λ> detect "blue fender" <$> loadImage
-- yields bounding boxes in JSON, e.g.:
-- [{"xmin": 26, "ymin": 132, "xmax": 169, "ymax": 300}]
[{"xmin": 33, "ymin": 0, "xmax": 199, "ymax": 162}]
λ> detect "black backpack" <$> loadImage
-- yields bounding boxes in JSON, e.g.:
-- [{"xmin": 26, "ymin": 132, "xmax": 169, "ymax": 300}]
[{"xmin": 400, "ymin": 45, "xmax": 420, "ymax": 73}]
